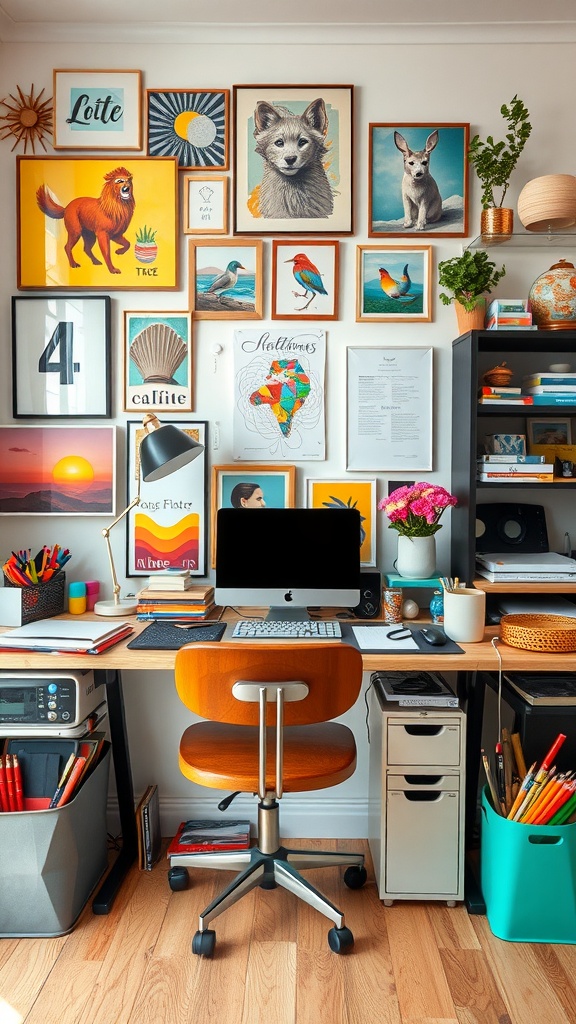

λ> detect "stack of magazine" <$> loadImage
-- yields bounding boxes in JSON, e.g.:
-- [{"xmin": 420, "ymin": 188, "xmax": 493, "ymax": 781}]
[{"xmin": 166, "ymin": 819, "xmax": 251, "ymax": 857}]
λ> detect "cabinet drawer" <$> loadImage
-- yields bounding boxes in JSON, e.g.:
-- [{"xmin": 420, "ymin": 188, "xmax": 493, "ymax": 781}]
[
  {"xmin": 387, "ymin": 773, "xmax": 460, "ymax": 792},
  {"xmin": 387, "ymin": 721, "xmax": 461, "ymax": 765},
  {"xmin": 385, "ymin": 789, "xmax": 461, "ymax": 894}
]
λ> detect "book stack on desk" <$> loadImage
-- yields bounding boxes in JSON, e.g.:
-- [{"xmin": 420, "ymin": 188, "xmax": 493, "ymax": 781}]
[{"xmin": 135, "ymin": 583, "xmax": 215, "ymax": 620}]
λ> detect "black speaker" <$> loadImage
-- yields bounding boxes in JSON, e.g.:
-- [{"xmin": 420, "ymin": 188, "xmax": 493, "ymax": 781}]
[
  {"xmin": 476, "ymin": 503, "xmax": 549, "ymax": 554},
  {"xmin": 353, "ymin": 570, "xmax": 381, "ymax": 619}
]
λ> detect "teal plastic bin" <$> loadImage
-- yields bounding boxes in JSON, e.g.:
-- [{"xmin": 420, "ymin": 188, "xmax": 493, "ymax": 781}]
[{"xmin": 480, "ymin": 786, "xmax": 576, "ymax": 943}]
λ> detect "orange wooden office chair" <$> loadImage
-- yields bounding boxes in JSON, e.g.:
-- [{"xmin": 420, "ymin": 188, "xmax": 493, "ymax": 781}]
[{"xmin": 170, "ymin": 641, "xmax": 367, "ymax": 957}]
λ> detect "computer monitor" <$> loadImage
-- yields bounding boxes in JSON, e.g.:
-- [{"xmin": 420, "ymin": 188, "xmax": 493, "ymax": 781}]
[{"xmin": 215, "ymin": 507, "xmax": 362, "ymax": 620}]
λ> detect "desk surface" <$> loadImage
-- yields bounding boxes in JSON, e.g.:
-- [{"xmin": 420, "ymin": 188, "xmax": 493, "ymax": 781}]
[{"xmin": 0, "ymin": 611, "xmax": 573, "ymax": 674}]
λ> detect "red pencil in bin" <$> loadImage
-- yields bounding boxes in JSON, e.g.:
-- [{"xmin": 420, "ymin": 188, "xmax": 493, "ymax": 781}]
[{"xmin": 540, "ymin": 734, "xmax": 566, "ymax": 773}]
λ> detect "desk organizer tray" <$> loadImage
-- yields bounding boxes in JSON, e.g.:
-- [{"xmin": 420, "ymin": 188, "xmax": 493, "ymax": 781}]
[
  {"xmin": 480, "ymin": 786, "xmax": 576, "ymax": 943},
  {"xmin": 500, "ymin": 613, "xmax": 576, "ymax": 652},
  {"xmin": 127, "ymin": 620, "xmax": 226, "ymax": 650},
  {"xmin": 0, "ymin": 572, "xmax": 66, "ymax": 627}
]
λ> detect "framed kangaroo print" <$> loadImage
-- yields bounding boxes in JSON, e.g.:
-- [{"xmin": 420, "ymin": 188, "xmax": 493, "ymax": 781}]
[
  {"xmin": 369, "ymin": 123, "xmax": 469, "ymax": 237},
  {"xmin": 233, "ymin": 85, "xmax": 353, "ymax": 235}
]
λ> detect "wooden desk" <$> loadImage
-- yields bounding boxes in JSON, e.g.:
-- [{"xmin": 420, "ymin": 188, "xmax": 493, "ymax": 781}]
[{"xmin": 1, "ymin": 614, "xmax": 572, "ymax": 914}]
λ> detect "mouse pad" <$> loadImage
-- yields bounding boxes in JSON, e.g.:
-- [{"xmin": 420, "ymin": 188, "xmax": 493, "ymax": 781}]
[
  {"xmin": 342, "ymin": 623, "xmax": 464, "ymax": 655},
  {"xmin": 127, "ymin": 621, "xmax": 226, "ymax": 650}
]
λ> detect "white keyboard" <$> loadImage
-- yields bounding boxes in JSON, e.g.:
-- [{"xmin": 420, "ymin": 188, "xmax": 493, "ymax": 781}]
[{"xmin": 232, "ymin": 619, "xmax": 342, "ymax": 639}]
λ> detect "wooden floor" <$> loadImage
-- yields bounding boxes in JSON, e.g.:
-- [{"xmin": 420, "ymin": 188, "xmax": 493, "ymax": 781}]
[{"xmin": 1, "ymin": 839, "xmax": 576, "ymax": 1024}]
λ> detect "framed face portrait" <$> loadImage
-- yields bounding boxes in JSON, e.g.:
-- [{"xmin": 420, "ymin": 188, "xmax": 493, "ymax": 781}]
[
  {"xmin": 233, "ymin": 84, "xmax": 353, "ymax": 235},
  {"xmin": 210, "ymin": 463, "xmax": 295, "ymax": 566}
]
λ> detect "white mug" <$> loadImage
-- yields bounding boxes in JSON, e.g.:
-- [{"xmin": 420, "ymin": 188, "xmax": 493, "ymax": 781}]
[{"xmin": 443, "ymin": 587, "xmax": 486, "ymax": 643}]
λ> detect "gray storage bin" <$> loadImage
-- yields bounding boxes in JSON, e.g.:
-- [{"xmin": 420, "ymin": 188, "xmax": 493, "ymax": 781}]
[{"xmin": 0, "ymin": 745, "xmax": 110, "ymax": 937}]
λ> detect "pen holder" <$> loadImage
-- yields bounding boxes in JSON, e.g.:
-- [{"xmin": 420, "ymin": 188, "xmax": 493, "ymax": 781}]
[{"xmin": 0, "ymin": 572, "xmax": 66, "ymax": 627}]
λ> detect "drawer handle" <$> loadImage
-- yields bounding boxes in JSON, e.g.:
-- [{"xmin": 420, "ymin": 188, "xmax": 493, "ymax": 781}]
[
  {"xmin": 403, "ymin": 724, "xmax": 443, "ymax": 736},
  {"xmin": 403, "ymin": 791, "xmax": 443, "ymax": 802},
  {"xmin": 404, "ymin": 774, "xmax": 443, "ymax": 786}
]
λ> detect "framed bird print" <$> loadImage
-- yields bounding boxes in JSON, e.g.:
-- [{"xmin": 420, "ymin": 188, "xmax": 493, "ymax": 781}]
[
  {"xmin": 272, "ymin": 240, "xmax": 339, "ymax": 320},
  {"xmin": 356, "ymin": 244, "xmax": 432, "ymax": 323},
  {"xmin": 188, "ymin": 238, "xmax": 263, "ymax": 320}
]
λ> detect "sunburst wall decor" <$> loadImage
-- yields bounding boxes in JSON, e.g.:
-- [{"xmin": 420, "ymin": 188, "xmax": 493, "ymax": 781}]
[{"xmin": 0, "ymin": 84, "xmax": 53, "ymax": 153}]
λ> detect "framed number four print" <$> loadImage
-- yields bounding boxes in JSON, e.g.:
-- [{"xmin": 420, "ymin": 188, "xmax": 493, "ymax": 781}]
[{"xmin": 12, "ymin": 296, "xmax": 111, "ymax": 418}]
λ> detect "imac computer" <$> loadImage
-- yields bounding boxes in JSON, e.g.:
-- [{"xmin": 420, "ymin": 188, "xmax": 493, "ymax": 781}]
[{"xmin": 215, "ymin": 507, "xmax": 361, "ymax": 620}]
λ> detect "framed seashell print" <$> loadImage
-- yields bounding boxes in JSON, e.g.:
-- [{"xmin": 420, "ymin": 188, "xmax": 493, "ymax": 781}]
[{"xmin": 123, "ymin": 311, "xmax": 193, "ymax": 412}]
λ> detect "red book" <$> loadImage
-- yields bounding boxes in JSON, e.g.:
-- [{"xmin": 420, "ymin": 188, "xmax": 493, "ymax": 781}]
[
  {"xmin": 12, "ymin": 754, "xmax": 24, "ymax": 811},
  {"xmin": 55, "ymin": 756, "xmax": 87, "ymax": 808},
  {"xmin": 5, "ymin": 754, "xmax": 16, "ymax": 811},
  {"xmin": 0, "ymin": 757, "xmax": 8, "ymax": 812}
]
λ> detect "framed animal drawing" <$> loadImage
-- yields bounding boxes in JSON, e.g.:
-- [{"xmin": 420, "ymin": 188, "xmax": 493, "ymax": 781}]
[
  {"xmin": 17, "ymin": 156, "xmax": 179, "ymax": 290},
  {"xmin": 368, "ymin": 123, "xmax": 469, "ymax": 237},
  {"xmin": 356, "ymin": 244, "xmax": 432, "ymax": 323},
  {"xmin": 272, "ymin": 240, "xmax": 339, "ymax": 320},
  {"xmin": 188, "ymin": 238, "xmax": 263, "ymax": 320},
  {"xmin": 233, "ymin": 84, "xmax": 353, "ymax": 235}
]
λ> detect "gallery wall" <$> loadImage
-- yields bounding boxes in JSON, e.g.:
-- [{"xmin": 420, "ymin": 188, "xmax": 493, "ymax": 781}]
[{"xmin": 1, "ymin": 34, "xmax": 575, "ymax": 834}]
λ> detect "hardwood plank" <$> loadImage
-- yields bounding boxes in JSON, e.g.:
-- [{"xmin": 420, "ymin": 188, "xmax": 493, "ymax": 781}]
[
  {"xmin": 426, "ymin": 904, "xmax": 481, "ymax": 952},
  {"xmin": 242, "ymin": 940, "xmax": 296, "ymax": 1024},
  {"xmin": 0, "ymin": 938, "xmax": 66, "ymax": 1022},
  {"xmin": 21, "ymin": 963, "xmax": 101, "ymax": 1024},
  {"xmin": 439, "ymin": 947, "xmax": 511, "ymax": 1024},
  {"xmin": 472, "ymin": 915, "xmax": 574, "ymax": 1024},
  {"xmin": 385, "ymin": 903, "xmax": 458, "ymax": 1023},
  {"xmin": 295, "ymin": 950, "xmax": 349, "ymax": 1024}
]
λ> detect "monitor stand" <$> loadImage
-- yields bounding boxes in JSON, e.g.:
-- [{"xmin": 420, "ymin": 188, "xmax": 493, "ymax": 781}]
[{"xmin": 266, "ymin": 606, "xmax": 309, "ymax": 622}]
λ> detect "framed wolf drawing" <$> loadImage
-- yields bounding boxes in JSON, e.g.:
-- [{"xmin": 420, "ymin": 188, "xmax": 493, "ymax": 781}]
[{"xmin": 233, "ymin": 85, "xmax": 353, "ymax": 235}]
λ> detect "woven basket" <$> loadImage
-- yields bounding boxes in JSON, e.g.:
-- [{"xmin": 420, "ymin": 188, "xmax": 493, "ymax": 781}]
[
  {"xmin": 500, "ymin": 613, "xmax": 576, "ymax": 652},
  {"xmin": 483, "ymin": 363, "xmax": 514, "ymax": 387}
]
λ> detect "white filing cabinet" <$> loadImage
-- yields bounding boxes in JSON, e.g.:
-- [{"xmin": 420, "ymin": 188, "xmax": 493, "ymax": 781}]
[{"xmin": 368, "ymin": 680, "xmax": 465, "ymax": 905}]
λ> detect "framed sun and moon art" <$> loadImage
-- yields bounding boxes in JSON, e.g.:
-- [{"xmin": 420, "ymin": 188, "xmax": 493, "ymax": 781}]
[{"xmin": 146, "ymin": 89, "xmax": 229, "ymax": 170}]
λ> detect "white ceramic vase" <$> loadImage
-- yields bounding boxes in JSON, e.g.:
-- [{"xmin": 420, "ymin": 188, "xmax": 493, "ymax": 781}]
[{"xmin": 396, "ymin": 535, "xmax": 437, "ymax": 579}]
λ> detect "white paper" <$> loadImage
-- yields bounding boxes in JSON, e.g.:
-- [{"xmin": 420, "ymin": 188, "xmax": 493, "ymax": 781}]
[
  {"xmin": 350, "ymin": 625, "xmax": 419, "ymax": 651},
  {"xmin": 0, "ymin": 619, "xmax": 132, "ymax": 649}
]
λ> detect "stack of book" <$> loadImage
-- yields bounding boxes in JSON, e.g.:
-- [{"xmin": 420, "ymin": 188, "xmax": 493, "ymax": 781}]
[
  {"xmin": 48, "ymin": 733, "xmax": 107, "ymax": 809},
  {"xmin": 485, "ymin": 299, "xmax": 535, "ymax": 331},
  {"xmin": 478, "ymin": 385, "xmax": 533, "ymax": 406},
  {"xmin": 521, "ymin": 371, "xmax": 576, "ymax": 406},
  {"xmin": 477, "ymin": 454, "xmax": 554, "ymax": 483},
  {"xmin": 136, "ymin": 784, "xmax": 162, "ymax": 870},
  {"xmin": 166, "ymin": 819, "xmax": 251, "ymax": 857},
  {"xmin": 136, "ymin": 581, "xmax": 215, "ymax": 620}
]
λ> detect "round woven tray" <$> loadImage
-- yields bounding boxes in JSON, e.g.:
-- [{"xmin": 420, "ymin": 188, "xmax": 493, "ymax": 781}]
[{"xmin": 500, "ymin": 613, "xmax": 576, "ymax": 652}]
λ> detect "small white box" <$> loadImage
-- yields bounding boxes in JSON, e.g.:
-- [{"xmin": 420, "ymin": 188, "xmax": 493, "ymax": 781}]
[{"xmin": 0, "ymin": 587, "xmax": 28, "ymax": 627}]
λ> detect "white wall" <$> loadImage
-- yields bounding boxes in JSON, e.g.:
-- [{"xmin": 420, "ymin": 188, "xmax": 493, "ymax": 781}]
[{"xmin": 1, "ymin": 37, "xmax": 575, "ymax": 835}]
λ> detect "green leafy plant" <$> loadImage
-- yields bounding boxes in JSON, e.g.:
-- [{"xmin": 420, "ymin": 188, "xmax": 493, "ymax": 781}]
[
  {"xmin": 438, "ymin": 250, "xmax": 506, "ymax": 311},
  {"xmin": 468, "ymin": 95, "xmax": 532, "ymax": 209},
  {"xmin": 135, "ymin": 224, "xmax": 157, "ymax": 244}
]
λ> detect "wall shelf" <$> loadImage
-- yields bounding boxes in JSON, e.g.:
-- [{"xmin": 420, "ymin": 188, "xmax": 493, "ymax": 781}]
[{"xmin": 467, "ymin": 231, "xmax": 576, "ymax": 250}]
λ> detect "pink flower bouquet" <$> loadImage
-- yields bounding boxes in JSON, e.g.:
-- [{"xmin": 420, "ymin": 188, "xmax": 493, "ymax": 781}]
[{"xmin": 378, "ymin": 482, "xmax": 457, "ymax": 538}]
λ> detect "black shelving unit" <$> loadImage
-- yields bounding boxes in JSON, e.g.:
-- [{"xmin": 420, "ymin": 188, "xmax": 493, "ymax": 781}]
[{"xmin": 450, "ymin": 329, "xmax": 576, "ymax": 589}]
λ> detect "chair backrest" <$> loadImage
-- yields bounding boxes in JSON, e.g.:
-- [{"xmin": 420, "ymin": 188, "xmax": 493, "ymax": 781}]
[{"xmin": 175, "ymin": 641, "xmax": 363, "ymax": 726}]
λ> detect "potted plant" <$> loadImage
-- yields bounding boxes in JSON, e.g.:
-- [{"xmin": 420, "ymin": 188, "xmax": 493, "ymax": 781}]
[
  {"xmin": 438, "ymin": 250, "xmax": 506, "ymax": 333},
  {"xmin": 378, "ymin": 482, "xmax": 457, "ymax": 579},
  {"xmin": 468, "ymin": 95, "xmax": 532, "ymax": 237}
]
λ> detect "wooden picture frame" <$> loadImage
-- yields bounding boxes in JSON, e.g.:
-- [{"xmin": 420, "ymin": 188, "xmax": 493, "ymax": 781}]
[
  {"xmin": 146, "ymin": 88, "xmax": 229, "ymax": 170},
  {"xmin": 306, "ymin": 478, "xmax": 377, "ymax": 567},
  {"xmin": 189, "ymin": 238, "xmax": 263, "ymax": 319},
  {"xmin": 126, "ymin": 420, "xmax": 207, "ymax": 577},
  {"xmin": 17, "ymin": 155, "xmax": 179, "ymax": 290},
  {"xmin": 183, "ymin": 175, "xmax": 228, "ymax": 234},
  {"xmin": 272, "ymin": 240, "xmax": 339, "ymax": 320},
  {"xmin": 368, "ymin": 122, "xmax": 469, "ymax": 237},
  {"xmin": 356, "ymin": 244, "xmax": 432, "ymax": 323},
  {"xmin": 0, "ymin": 424, "xmax": 116, "ymax": 516},
  {"xmin": 527, "ymin": 418, "xmax": 573, "ymax": 447},
  {"xmin": 123, "ymin": 311, "xmax": 193, "ymax": 413},
  {"xmin": 210, "ymin": 463, "xmax": 296, "ymax": 566},
  {"xmin": 53, "ymin": 69, "xmax": 143, "ymax": 150},
  {"xmin": 233, "ymin": 84, "xmax": 353, "ymax": 235},
  {"xmin": 12, "ymin": 295, "xmax": 111, "ymax": 419}
]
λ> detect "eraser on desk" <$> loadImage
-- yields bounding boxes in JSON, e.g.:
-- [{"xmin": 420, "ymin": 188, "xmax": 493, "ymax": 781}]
[{"xmin": 68, "ymin": 581, "xmax": 87, "ymax": 615}]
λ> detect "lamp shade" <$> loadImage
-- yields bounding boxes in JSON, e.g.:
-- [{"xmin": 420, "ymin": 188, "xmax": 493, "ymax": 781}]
[
  {"xmin": 517, "ymin": 174, "xmax": 576, "ymax": 232},
  {"xmin": 140, "ymin": 419, "xmax": 204, "ymax": 482}
]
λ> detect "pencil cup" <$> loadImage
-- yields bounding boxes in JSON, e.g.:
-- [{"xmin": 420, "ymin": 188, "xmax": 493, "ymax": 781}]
[
  {"xmin": 0, "ymin": 572, "xmax": 66, "ymax": 627},
  {"xmin": 443, "ymin": 587, "xmax": 486, "ymax": 643}
]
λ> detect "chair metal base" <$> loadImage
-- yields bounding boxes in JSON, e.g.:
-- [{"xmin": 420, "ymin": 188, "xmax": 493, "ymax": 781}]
[{"xmin": 169, "ymin": 800, "xmax": 364, "ymax": 936}]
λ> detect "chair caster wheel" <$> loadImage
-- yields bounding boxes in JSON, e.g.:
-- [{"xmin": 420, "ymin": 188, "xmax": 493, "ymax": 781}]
[
  {"xmin": 168, "ymin": 867, "xmax": 189, "ymax": 892},
  {"xmin": 192, "ymin": 929, "xmax": 216, "ymax": 957},
  {"xmin": 328, "ymin": 926, "xmax": 354, "ymax": 953},
  {"xmin": 344, "ymin": 865, "xmax": 367, "ymax": 889}
]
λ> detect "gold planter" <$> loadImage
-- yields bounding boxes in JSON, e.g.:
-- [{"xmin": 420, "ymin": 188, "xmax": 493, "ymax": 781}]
[{"xmin": 480, "ymin": 207, "xmax": 514, "ymax": 242}]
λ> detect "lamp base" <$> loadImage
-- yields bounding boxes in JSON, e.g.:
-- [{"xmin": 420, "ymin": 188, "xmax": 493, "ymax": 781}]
[{"xmin": 94, "ymin": 598, "xmax": 138, "ymax": 617}]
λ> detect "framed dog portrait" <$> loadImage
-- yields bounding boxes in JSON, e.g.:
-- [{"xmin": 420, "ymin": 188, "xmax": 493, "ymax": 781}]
[
  {"xmin": 356, "ymin": 245, "xmax": 432, "ymax": 322},
  {"xmin": 233, "ymin": 84, "xmax": 353, "ymax": 235},
  {"xmin": 272, "ymin": 240, "xmax": 339, "ymax": 320},
  {"xmin": 189, "ymin": 238, "xmax": 263, "ymax": 320},
  {"xmin": 210, "ymin": 463, "xmax": 296, "ymax": 566},
  {"xmin": 369, "ymin": 123, "xmax": 469, "ymax": 237},
  {"xmin": 17, "ymin": 156, "xmax": 179, "ymax": 290},
  {"xmin": 146, "ymin": 89, "xmax": 229, "ymax": 169},
  {"xmin": 53, "ymin": 69, "xmax": 143, "ymax": 150}
]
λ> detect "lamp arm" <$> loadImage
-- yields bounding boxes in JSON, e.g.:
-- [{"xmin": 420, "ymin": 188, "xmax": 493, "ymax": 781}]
[{"xmin": 101, "ymin": 495, "xmax": 141, "ymax": 606}]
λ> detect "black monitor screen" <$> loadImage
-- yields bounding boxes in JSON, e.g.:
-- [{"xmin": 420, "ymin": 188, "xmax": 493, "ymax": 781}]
[{"xmin": 215, "ymin": 507, "xmax": 361, "ymax": 616}]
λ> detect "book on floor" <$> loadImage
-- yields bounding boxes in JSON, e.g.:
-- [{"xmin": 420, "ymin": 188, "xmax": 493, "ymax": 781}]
[{"xmin": 166, "ymin": 819, "xmax": 251, "ymax": 856}]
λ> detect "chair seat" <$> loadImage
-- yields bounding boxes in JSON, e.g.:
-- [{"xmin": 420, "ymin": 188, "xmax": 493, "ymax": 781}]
[{"xmin": 179, "ymin": 721, "xmax": 357, "ymax": 792}]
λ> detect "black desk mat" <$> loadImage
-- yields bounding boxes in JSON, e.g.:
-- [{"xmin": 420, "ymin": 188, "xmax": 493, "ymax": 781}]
[
  {"xmin": 341, "ymin": 622, "xmax": 464, "ymax": 655},
  {"xmin": 127, "ymin": 621, "xmax": 226, "ymax": 650}
]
